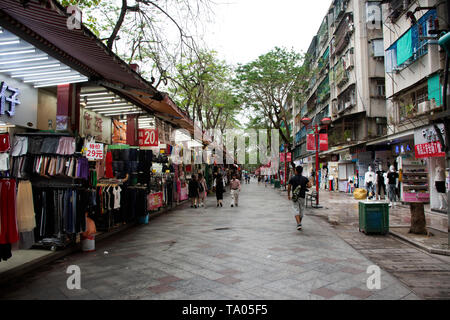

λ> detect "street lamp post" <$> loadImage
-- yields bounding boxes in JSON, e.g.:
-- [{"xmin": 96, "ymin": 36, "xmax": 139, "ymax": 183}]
[{"xmin": 301, "ymin": 117, "xmax": 332, "ymax": 208}]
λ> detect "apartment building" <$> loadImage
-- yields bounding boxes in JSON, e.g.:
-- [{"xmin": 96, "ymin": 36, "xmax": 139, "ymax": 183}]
[
  {"xmin": 293, "ymin": 0, "xmax": 387, "ymax": 190},
  {"xmin": 372, "ymin": 0, "xmax": 448, "ymax": 222}
]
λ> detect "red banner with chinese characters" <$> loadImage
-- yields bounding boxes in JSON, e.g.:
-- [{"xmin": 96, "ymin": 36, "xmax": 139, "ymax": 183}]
[
  {"xmin": 138, "ymin": 128, "xmax": 158, "ymax": 147},
  {"xmin": 280, "ymin": 152, "xmax": 292, "ymax": 162},
  {"xmin": 415, "ymin": 142, "xmax": 445, "ymax": 159},
  {"xmin": 306, "ymin": 134, "xmax": 328, "ymax": 151},
  {"xmin": 147, "ymin": 192, "xmax": 163, "ymax": 211}
]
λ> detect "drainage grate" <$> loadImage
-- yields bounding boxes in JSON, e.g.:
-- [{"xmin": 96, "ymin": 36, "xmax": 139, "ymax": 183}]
[{"xmin": 214, "ymin": 227, "xmax": 231, "ymax": 231}]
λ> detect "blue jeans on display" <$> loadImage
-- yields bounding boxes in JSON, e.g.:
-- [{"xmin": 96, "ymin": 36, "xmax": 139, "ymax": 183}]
[
  {"xmin": 388, "ymin": 184, "xmax": 397, "ymax": 202},
  {"xmin": 366, "ymin": 182, "xmax": 375, "ymax": 199}
]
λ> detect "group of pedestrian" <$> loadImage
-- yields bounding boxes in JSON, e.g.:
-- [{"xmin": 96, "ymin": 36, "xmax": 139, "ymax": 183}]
[
  {"xmin": 213, "ymin": 173, "xmax": 241, "ymax": 207},
  {"xmin": 189, "ymin": 172, "xmax": 242, "ymax": 209},
  {"xmin": 188, "ymin": 173, "xmax": 208, "ymax": 208}
]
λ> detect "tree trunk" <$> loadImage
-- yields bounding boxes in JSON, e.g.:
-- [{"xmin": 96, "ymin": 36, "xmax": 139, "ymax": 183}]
[{"xmin": 409, "ymin": 203, "xmax": 427, "ymax": 235}]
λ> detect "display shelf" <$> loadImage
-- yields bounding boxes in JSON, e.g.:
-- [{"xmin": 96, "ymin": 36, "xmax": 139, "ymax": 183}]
[{"xmin": 401, "ymin": 159, "xmax": 430, "ymax": 203}]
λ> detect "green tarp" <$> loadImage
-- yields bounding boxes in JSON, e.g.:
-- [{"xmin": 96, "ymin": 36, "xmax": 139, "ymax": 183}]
[
  {"xmin": 428, "ymin": 74, "xmax": 442, "ymax": 106},
  {"xmin": 396, "ymin": 29, "xmax": 412, "ymax": 65}
]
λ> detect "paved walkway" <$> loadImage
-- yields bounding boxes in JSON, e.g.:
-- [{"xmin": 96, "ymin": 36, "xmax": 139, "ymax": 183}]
[{"xmin": 0, "ymin": 180, "xmax": 418, "ymax": 300}]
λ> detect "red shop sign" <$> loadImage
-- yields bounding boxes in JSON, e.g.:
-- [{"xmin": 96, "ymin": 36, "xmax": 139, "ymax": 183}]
[
  {"xmin": 138, "ymin": 128, "xmax": 158, "ymax": 147},
  {"xmin": 147, "ymin": 192, "xmax": 163, "ymax": 211},
  {"xmin": 414, "ymin": 142, "xmax": 445, "ymax": 159}
]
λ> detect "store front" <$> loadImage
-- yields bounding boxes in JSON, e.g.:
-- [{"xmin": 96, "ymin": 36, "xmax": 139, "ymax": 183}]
[{"xmin": 413, "ymin": 124, "xmax": 448, "ymax": 213}]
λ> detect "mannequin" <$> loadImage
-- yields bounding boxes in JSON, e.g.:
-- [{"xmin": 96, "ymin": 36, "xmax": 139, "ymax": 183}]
[
  {"xmin": 376, "ymin": 164, "xmax": 386, "ymax": 200},
  {"xmin": 364, "ymin": 166, "xmax": 376, "ymax": 200},
  {"xmin": 435, "ymin": 166, "xmax": 447, "ymax": 210},
  {"xmin": 387, "ymin": 165, "xmax": 399, "ymax": 207}
]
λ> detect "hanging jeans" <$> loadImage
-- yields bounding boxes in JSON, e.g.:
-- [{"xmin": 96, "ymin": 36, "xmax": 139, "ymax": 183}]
[
  {"xmin": 366, "ymin": 182, "xmax": 375, "ymax": 199},
  {"xmin": 388, "ymin": 184, "xmax": 397, "ymax": 202}
]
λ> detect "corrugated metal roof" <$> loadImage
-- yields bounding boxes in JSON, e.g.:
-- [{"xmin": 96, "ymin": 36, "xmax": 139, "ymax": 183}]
[{"xmin": 0, "ymin": 0, "xmax": 195, "ymax": 132}]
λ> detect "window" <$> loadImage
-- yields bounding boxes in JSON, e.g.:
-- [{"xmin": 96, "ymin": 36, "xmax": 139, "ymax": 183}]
[
  {"xmin": 372, "ymin": 39, "xmax": 384, "ymax": 57},
  {"xmin": 376, "ymin": 80, "xmax": 385, "ymax": 97}
]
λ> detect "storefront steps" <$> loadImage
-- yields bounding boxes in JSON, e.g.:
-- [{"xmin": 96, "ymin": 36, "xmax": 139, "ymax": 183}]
[
  {"xmin": 275, "ymin": 188, "xmax": 449, "ymax": 256},
  {"xmin": 0, "ymin": 200, "xmax": 190, "ymax": 287}
]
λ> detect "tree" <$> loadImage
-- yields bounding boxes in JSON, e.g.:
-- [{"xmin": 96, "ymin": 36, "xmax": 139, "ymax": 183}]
[
  {"xmin": 169, "ymin": 50, "xmax": 241, "ymax": 131},
  {"xmin": 234, "ymin": 47, "xmax": 310, "ymax": 167},
  {"xmin": 59, "ymin": 0, "xmax": 214, "ymax": 89}
]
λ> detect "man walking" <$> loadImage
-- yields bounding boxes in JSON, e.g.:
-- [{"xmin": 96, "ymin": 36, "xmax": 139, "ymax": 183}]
[
  {"xmin": 287, "ymin": 166, "xmax": 310, "ymax": 231},
  {"xmin": 230, "ymin": 174, "xmax": 241, "ymax": 207}
]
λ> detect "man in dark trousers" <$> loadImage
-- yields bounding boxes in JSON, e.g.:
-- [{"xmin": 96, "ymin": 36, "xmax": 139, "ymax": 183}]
[{"xmin": 287, "ymin": 166, "xmax": 310, "ymax": 231}]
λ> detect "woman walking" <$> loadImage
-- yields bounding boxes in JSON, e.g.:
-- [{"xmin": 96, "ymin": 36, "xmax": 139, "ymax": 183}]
[
  {"xmin": 215, "ymin": 173, "xmax": 224, "ymax": 207},
  {"xmin": 188, "ymin": 174, "xmax": 200, "ymax": 208},
  {"xmin": 198, "ymin": 173, "xmax": 207, "ymax": 208}
]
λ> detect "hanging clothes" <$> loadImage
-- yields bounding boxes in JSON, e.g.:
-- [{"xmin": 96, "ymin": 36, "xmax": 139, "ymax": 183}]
[
  {"xmin": 105, "ymin": 151, "xmax": 113, "ymax": 178},
  {"xmin": 0, "ymin": 179, "xmax": 19, "ymax": 260},
  {"xmin": 16, "ymin": 180, "xmax": 36, "ymax": 232}
]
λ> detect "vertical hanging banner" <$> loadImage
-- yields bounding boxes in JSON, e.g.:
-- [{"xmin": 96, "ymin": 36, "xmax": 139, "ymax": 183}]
[
  {"xmin": 138, "ymin": 128, "xmax": 159, "ymax": 147},
  {"xmin": 307, "ymin": 134, "xmax": 328, "ymax": 151}
]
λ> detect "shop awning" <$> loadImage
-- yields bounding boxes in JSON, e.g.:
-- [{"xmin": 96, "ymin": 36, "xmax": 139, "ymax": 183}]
[
  {"xmin": 0, "ymin": 0, "xmax": 194, "ymax": 132},
  {"xmin": 366, "ymin": 130, "xmax": 414, "ymax": 146}
]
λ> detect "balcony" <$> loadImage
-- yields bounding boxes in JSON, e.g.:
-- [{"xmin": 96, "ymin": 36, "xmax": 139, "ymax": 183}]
[
  {"xmin": 334, "ymin": 14, "xmax": 353, "ymax": 56},
  {"xmin": 336, "ymin": 69, "xmax": 349, "ymax": 88}
]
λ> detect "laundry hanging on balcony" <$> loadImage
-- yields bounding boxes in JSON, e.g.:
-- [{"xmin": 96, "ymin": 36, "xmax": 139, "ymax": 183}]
[
  {"xmin": 428, "ymin": 74, "xmax": 442, "ymax": 107},
  {"xmin": 396, "ymin": 29, "xmax": 413, "ymax": 66}
]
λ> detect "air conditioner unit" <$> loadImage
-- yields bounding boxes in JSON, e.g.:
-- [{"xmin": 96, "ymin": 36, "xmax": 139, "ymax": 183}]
[{"xmin": 418, "ymin": 101, "xmax": 430, "ymax": 114}]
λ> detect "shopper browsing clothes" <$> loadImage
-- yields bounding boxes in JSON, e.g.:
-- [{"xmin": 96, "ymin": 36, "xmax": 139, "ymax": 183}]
[
  {"xmin": 215, "ymin": 173, "xmax": 225, "ymax": 207},
  {"xmin": 188, "ymin": 174, "xmax": 200, "ymax": 208},
  {"xmin": 198, "ymin": 173, "xmax": 207, "ymax": 208},
  {"xmin": 230, "ymin": 174, "xmax": 241, "ymax": 207}
]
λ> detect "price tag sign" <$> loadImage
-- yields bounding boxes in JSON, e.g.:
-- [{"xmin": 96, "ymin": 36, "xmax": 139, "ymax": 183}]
[
  {"xmin": 138, "ymin": 128, "xmax": 158, "ymax": 147},
  {"xmin": 86, "ymin": 143, "xmax": 104, "ymax": 160}
]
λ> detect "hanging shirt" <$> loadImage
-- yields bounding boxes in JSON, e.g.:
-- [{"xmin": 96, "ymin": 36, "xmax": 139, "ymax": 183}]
[
  {"xmin": 387, "ymin": 171, "xmax": 399, "ymax": 185},
  {"xmin": 113, "ymin": 186, "xmax": 121, "ymax": 209},
  {"xmin": 0, "ymin": 153, "xmax": 9, "ymax": 171}
]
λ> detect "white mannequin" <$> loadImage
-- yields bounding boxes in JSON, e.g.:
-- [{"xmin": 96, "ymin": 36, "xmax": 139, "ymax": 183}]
[
  {"xmin": 365, "ymin": 166, "xmax": 376, "ymax": 200},
  {"xmin": 435, "ymin": 166, "xmax": 447, "ymax": 210}
]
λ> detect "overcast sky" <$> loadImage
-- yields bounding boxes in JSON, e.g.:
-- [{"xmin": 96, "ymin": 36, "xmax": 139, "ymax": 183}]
[{"xmin": 202, "ymin": 0, "xmax": 332, "ymax": 66}]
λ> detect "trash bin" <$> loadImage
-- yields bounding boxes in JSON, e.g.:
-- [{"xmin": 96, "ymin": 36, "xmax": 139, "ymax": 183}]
[
  {"xmin": 138, "ymin": 214, "xmax": 149, "ymax": 225},
  {"xmin": 274, "ymin": 180, "xmax": 281, "ymax": 188},
  {"xmin": 81, "ymin": 235, "xmax": 95, "ymax": 252},
  {"xmin": 358, "ymin": 201, "xmax": 389, "ymax": 235}
]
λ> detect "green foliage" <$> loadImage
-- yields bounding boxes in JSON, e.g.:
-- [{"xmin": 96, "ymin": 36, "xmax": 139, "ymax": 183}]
[
  {"xmin": 169, "ymin": 50, "xmax": 242, "ymax": 130},
  {"xmin": 234, "ymin": 47, "xmax": 309, "ymax": 147}
]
